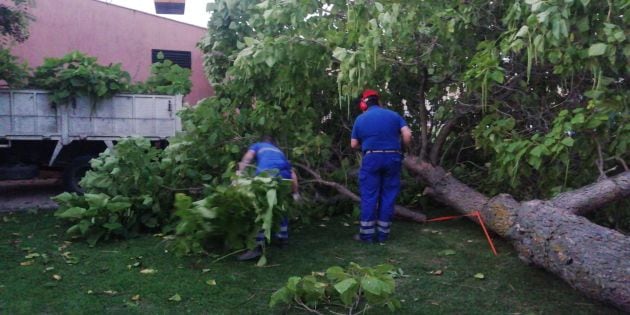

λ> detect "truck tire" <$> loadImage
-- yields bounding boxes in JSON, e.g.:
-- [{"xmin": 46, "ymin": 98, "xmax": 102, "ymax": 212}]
[
  {"xmin": 0, "ymin": 164, "xmax": 39, "ymax": 180},
  {"xmin": 63, "ymin": 155, "xmax": 94, "ymax": 193}
]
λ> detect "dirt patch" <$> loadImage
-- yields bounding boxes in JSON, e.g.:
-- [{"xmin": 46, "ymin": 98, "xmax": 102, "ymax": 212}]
[{"xmin": 0, "ymin": 178, "xmax": 64, "ymax": 213}]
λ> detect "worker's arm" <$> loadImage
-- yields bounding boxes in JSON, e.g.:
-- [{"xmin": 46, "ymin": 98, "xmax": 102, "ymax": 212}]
[
  {"xmin": 350, "ymin": 138, "xmax": 360, "ymax": 150},
  {"xmin": 238, "ymin": 150, "xmax": 256, "ymax": 174},
  {"xmin": 401, "ymin": 126, "xmax": 412, "ymax": 151}
]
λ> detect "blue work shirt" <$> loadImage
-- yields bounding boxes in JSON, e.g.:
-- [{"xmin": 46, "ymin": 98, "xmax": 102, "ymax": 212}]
[
  {"xmin": 351, "ymin": 106, "xmax": 407, "ymax": 152},
  {"xmin": 249, "ymin": 142, "xmax": 292, "ymax": 179}
]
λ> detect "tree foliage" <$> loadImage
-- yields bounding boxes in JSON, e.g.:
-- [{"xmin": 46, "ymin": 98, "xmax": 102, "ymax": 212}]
[
  {"xmin": 195, "ymin": 0, "xmax": 628, "ymax": 226},
  {"xmin": 0, "ymin": 0, "xmax": 31, "ymax": 46}
]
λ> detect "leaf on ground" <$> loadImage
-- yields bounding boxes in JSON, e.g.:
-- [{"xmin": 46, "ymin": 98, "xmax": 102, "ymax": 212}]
[
  {"xmin": 103, "ymin": 290, "xmax": 118, "ymax": 295},
  {"xmin": 131, "ymin": 294, "xmax": 140, "ymax": 301},
  {"xmin": 52, "ymin": 274, "xmax": 62, "ymax": 281},
  {"xmin": 439, "ymin": 249, "xmax": 456, "ymax": 256},
  {"xmin": 169, "ymin": 293, "xmax": 182, "ymax": 302},
  {"xmin": 45, "ymin": 266, "xmax": 55, "ymax": 272},
  {"xmin": 20, "ymin": 260, "xmax": 34, "ymax": 266},
  {"xmin": 256, "ymin": 255, "xmax": 267, "ymax": 267},
  {"xmin": 140, "ymin": 268, "xmax": 157, "ymax": 274},
  {"xmin": 428, "ymin": 270, "xmax": 443, "ymax": 275},
  {"xmin": 206, "ymin": 279, "xmax": 216, "ymax": 286},
  {"xmin": 343, "ymin": 222, "xmax": 350, "ymax": 227},
  {"xmin": 87, "ymin": 290, "xmax": 94, "ymax": 294},
  {"xmin": 25, "ymin": 253, "xmax": 40, "ymax": 259},
  {"xmin": 202, "ymin": 268, "xmax": 210, "ymax": 273},
  {"xmin": 474, "ymin": 273, "xmax": 485, "ymax": 279}
]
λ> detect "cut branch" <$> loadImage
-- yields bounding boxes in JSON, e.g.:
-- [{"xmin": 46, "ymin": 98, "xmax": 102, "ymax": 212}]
[
  {"xmin": 294, "ymin": 163, "xmax": 426, "ymax": 223},
  {"xmin": 548, "ymin": 171, "xmax": 630, "ymax": 215}
]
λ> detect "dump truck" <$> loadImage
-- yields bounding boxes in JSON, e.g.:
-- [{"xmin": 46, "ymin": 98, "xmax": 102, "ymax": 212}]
[{"xmin": 0, "ymin": 89, "xmax": 182, "ymax": 192}]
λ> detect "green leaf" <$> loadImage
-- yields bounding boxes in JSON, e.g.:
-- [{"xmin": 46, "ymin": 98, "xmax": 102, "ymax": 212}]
[
  {"xmin": 168, "ymin": 293, "xmax": 182, "ymax": 302},
  {"xmin": 489, "ymin": 70, "xmax": 504, "ymax": 84},
  {"xmin": 361, "ymin": 275, "xmax": 384, "ymax": 295},
  {"xmin": 334, "ymin": 278, "xmax": 358, "ymax": 295},
  {"xmin": 326, "ymin": 266, "xmax": 346, "ymax": 281},
  {"xmin": 332, "ymin": 47, "xmax": 348, "ymax": 61},
  {"xmin": 570, "ymin": 113, "xmax": 585, "ymax": 124},
  {"xmin": 55, "ymin": 207, "xmax": 87, "ymax": 219},
  {"xmin": 103, "ymin": 222, "xmax": 123, "ymax": 231},
  {"xmin": 588, "ymin": 43, "xmax": 607, "ymax": 56},
  {"xmin": 269, "ymin": 287, "xmax": 291, "ymax": 307},
  {"xmin": 439, "ymin": 249, "xmax": 456, "ymax": 256},
  {"xmin": 560, "ymin": 137, "xmax": 574, "ymax": 147},
  {"xmin": 256, "ymin": 255, "xmax": 267, "ymax": 267}
]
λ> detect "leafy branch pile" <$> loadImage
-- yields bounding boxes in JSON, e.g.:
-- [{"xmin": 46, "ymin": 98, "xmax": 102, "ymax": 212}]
[
  {"xmin": 131, "ymin": 52, "xmax": 192, "ymax": 95},
  {"xmin": 31, "ymin": 51, "xmax": 131, "ymax": 106},
  {"xmin": 54, "ymin": 138, "xmax": 171, "ymax": 246},
  {"xmin": 2, "ymin": 50, "xmax": 192, "ymax": 105},
  {"xmin": 270, "ymin": 263, "xmax": 401, "ymax": 314},
  {"xmin": 54, "ymin": 136, "xmax": 296, "ymax": 264},
  {"xmin": 170, "ymin": 174, "xmax": 292, "ymax": 265}
]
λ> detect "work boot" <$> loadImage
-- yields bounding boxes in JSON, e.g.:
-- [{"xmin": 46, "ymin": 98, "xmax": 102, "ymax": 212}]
[{"xmin": 236, "ymin": 246, "xmax": 262, "ymax": 261}]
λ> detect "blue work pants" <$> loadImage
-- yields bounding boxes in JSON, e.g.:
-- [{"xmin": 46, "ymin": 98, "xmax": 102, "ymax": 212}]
[{"xmin": 358, "ymin": 153, "xmax": 402, "ymax": 242}]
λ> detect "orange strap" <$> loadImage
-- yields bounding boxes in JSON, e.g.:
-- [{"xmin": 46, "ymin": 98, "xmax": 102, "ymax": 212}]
[{"xmin": 426, "ymin": 211, "xmax": 498, "ymax": 256}]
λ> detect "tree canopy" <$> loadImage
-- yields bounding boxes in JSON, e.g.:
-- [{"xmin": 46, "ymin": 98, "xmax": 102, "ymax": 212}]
[
  {"xmin": 0, "ymin": 0, "xmax": 32, "ymax": 46},
  {"xmin": 192, "ymin": 0, "xmax": 627, "ymax": 206}
]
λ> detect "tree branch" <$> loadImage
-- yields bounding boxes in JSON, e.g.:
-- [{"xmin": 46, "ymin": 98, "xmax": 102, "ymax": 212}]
[
  {"xmin": 294, "ymin": 163, "xmax": 426, "ymax": 223},
  {"xmin": 417, "ymin": 66, "xmax": 430, "ymax": 161},
  {"xmin": 548, "ymin": 171, "xmax": 630, "ymax": 215},
  {"xmin": 429, "ymin": 116, "xmax": 461, "ymax": 165}
]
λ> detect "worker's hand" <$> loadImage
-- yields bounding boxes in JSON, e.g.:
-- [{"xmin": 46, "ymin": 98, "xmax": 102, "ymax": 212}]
[{"xmin": 292, "ymin": 193, "xmax": 301, "ymax": 202}]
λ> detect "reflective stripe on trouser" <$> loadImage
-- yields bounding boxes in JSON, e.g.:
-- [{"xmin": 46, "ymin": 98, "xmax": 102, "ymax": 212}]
[
  {"xmin": 256, "ymin": 217, "xmax": 289, "ymax": 245},
  {"xmin": 358, "ymin": 153, "xmax": 402, "ymax": 242}
]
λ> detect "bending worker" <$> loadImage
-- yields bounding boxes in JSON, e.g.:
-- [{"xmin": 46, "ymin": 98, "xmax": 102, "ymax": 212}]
[
  {"xmin": 351, "ymin": 89, "xmax": 412, "ymax": 243},
  {"xmin": 236, "ymin": 135, "xmax": 299, "ymax": 261}
]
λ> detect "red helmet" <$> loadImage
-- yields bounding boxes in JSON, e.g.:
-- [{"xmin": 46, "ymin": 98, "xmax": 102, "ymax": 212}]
[{"xmin": 359, "ymin": 89, "xmax": 379, "ymax": 112}]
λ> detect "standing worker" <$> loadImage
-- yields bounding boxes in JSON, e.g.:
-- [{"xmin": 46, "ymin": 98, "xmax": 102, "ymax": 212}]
[
  {"xmin": 236, "ymin": 135, "xmax": 299, "ymax": 260},
  {"xmin": 351, "ymin": 89, "xmax": 412, "ymax": 243}
]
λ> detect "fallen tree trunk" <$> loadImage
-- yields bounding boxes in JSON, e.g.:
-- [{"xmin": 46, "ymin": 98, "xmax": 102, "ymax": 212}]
[
  {"xmin": 295, "ymin": 163, "xmax": 427, "ymax": 223},
  {"xmin": 403, "ymin": 156, "xmax": 630, "ymax": 312}
]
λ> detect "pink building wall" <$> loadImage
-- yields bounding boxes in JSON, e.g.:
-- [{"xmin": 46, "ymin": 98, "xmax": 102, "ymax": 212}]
[{"xmin": 6, "ymin": 0, "xmax": 213, "ymax": 104}]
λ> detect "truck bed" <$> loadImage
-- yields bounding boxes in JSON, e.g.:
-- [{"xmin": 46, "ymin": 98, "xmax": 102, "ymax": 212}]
[{"xmin": 0, "ymin": 90, "xmax": 183, "ymax": 144}]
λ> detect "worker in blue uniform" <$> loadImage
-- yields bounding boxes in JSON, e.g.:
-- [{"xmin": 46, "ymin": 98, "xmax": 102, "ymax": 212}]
[
  {"xmin": 236, "ymin": 135, "xmax": 299, "ymax": 261},
  {"xmin": 351, "ymin": 89, "xmax": 412, "ymax": 243}
]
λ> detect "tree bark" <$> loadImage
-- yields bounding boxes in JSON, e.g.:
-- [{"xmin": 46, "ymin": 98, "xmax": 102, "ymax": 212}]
[
  {"xmin": 403, "ymin": 156, "xmax": 630, "ymax": 312},
  {"xmin": 295, "ymin": 163, "xmax": 427, "ymax": 223},
  {"xmin": 549, "ymin": 171, "xmax": 630, "ymax": 215}
]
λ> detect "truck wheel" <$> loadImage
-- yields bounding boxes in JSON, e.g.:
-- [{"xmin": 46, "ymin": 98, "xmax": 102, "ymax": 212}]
[
  {"xmin": 0, "ymin": 164, "xmax": 39, "ymax": 180},
  {"xmin": 63, "ymin": 155, "xmax": 94, "ymax": 193}
]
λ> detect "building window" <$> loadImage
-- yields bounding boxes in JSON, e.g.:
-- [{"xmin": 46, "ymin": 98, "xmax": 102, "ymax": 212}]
[
  {"xmin": 151, "ymin": 49, "xmax": 191, "ymax": 69},
  {"xmin": 154, "ymin": 0, "xmax": 185, "ymax": 15}
]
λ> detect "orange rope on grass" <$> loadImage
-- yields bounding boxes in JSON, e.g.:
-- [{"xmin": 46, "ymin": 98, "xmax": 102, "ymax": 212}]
[{"xmin": 426, "ymin": 210, "xmax": 498, "ymax": 256}]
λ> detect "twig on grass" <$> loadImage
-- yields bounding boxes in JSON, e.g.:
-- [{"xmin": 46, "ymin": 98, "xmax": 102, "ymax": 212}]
[{"xmin": 211, "ymin": 248, "xmax": 246, "ymax": 264}]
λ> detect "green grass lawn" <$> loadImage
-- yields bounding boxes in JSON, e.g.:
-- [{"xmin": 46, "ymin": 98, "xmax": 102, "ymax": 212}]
[{"xmin": 0, "ymin": 209, "xmax": 621, "ymax": 315}]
